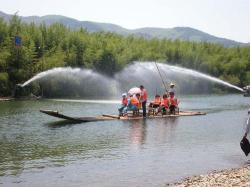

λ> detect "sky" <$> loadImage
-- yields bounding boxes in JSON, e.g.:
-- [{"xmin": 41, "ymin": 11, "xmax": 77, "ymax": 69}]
[{"xmin": 0, "ymin": 0, "xmax": 250, "ymax": 43}]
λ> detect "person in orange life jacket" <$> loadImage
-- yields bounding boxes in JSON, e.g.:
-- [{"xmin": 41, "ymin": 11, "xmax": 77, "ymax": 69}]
[
  {"xmin": 140, "ymin": 85, "xmax": 148, "ymax": 117},
  {"xmin": 118, "ymin": 93, "xmax": 128, "ymax": 116},
  {"xmin": 149, "ymin": 94, "xmax": 161, "ymax": 108},
  {"xmin": 169, "ymin": 93, "xmax": 178, "ymax": 114},
  {"xmin": 157, "ymin": 94, "xmax": 169, "ymax": 115},
  {"xmin": 123, "ymin": 93, "xmax": 140, "ymax": 116}
]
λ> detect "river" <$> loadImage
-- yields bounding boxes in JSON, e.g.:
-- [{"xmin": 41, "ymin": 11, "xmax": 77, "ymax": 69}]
[{"xmin": 0, "ymin": 94, "xmax": 249, "ymax": 187}]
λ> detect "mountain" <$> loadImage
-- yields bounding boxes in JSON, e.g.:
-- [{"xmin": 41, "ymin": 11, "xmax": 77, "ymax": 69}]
[
  {"xmin": 0, "ymin": 11, "xmax": 11, "ymax": 20},
  {"xmin": 133, "ymin": 27, "xmax": 245, "ymax": 47},
  {"xmin": 0, "ymin": 10, "xmax": 246, "ymax": 47}
]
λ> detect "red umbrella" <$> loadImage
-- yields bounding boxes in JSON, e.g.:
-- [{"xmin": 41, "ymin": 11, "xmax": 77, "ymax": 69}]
[{"xmin": 128, "ymin": 87, "xmax": 141, "ymax": 96}]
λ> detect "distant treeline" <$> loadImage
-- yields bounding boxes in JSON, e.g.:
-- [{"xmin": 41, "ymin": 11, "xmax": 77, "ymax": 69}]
[{"xmin": 0, "ymin": 15, "xmax": 250, "ymax": 96}]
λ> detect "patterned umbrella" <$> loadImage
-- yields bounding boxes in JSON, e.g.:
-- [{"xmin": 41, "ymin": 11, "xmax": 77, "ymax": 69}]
[{"xmin": 128, "ymin": 87, "xmax": 141, "ymax": 96}]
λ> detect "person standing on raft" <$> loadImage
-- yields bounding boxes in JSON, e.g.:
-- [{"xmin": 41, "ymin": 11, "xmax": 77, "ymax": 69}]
[
  {"xmin": 169, "ymin": 82, "xmax": 176, "ymax": 96},
  {"xmin": 139, "ymin": 85, "xmax": 148, "ymax": 117},
  {"xmin": 168, "ymin": 82, "xmax": 179, "ymax": 114}
]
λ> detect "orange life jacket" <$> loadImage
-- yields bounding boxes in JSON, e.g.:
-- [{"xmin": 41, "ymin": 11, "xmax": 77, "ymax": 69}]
[
  {"xmin": 161, "ymin": 98, "xmax": 169, "ymax": 108},
  {"xmin": 131, "ymin": 97, "xmax": 139, "ymax": 107},
  {"xmin": 141, "ymin": 89, "xmax": 148, "ymax": 101},
  {"xmin": 169, "ymin": 96, "xmax": 178, "ymax": 106},
  {"xmin": 154, "ymin": 97, "xmax": 161, "ymax": 105},
  {"xmin": 122, "ymin": 98, "xmax": 128, "ymax": 106}
]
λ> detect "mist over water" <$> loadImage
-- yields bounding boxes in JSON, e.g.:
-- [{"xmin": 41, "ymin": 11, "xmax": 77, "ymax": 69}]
[
  {"xmin": 115, "ymin": 62, "xmax": 244, "ymax": 94},
  {"xmin": 21, "ymin": 62, "xmax": 243, "ymax": 97},
  {"xmin": 118, "ymin": 62, "xmax": 243, "ymax": 92},
  {"xmin": 157, "ymin": 63, "xmax": 243, "ymax": 92},
  {"xmin": 22, "ymin": 67, "xmax": 82, "ymax": 87},
  {"xmin": 21, "ymin": 67, "xmax": 120, "ymax": 97}
]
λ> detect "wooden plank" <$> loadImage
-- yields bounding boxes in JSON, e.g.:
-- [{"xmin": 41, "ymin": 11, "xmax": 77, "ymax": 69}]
[{"xmin": 102, "ymin": 114, "xmax": 120, "ymax": 119}]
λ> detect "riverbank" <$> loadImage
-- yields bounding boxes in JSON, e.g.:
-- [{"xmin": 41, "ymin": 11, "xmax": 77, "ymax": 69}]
[
  {"xmin": 167, "ymin": 165, "xmax": 250, "ymax": 187},
  {"xmin": 0, "ymin": 97, "xmax": 13, "ymax": 101},
  {"xmin": 0, "ymin": 95, "xmax": 41, "ymax": 101}
]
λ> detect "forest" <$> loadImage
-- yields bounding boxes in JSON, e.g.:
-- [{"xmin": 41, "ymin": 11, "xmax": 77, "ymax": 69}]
[{"xmin": 0, "ymin": 15, "xmax": 250, "ymax": 97}]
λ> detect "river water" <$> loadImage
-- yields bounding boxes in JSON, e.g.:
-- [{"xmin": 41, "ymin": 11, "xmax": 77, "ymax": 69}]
[{"xmin": 0, "ymin": 94, "xmax": 249, "ymax": 187}]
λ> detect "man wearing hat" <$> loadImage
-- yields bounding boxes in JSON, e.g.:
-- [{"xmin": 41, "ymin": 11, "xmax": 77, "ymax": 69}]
[{"xmin": 169, "ymin": 82, "xmax": 176, "ymax": 96}]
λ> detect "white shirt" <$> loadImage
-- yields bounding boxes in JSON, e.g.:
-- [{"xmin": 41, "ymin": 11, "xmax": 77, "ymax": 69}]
[{"xmin": 169, "ymin": 87, "xmax": 175, "ymax": 94}]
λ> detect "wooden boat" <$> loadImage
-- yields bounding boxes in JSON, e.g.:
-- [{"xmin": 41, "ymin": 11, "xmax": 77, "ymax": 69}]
[{"xmin": 40, "ymin": 109, "xmax": 206, "ymax": 123}]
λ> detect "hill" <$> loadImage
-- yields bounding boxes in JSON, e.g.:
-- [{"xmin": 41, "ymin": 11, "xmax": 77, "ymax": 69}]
[{"xmin": 0, "ymin": 10, "xmax": 246, "ymax": 47}]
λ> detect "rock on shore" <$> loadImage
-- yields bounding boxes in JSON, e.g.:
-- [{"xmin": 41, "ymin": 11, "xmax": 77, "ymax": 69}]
[{"xmin": 167, "ymin": 165, "xmax": 250, "ymax": 187}]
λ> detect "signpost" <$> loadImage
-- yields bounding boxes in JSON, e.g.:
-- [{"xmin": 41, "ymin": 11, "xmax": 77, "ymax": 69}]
[{"xmin": 14, "ymin": 35, "xmax": 21, "ymax": 47}]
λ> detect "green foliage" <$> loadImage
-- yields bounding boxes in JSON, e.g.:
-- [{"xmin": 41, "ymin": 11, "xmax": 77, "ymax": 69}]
[
  {"xmin": 0, "ymin": 15, "xmax": 250, "ymax": 96},
  {"xmin": 0, "ymin": 72, "xmax": 9, "ymax": 95}
]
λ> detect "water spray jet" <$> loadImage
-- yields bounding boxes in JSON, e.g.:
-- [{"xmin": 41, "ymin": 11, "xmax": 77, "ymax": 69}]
[
  {"xmin": 115, "ymin": 62, "xmax": 244, "ymax": 93},
  {"xmin": 21, "ymin": 62, "xmax": 244, "ymax": 97}
]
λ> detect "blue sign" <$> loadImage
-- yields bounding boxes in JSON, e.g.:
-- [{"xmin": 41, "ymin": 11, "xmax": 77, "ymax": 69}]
[{"xmin": 14, "ymin": 35, "xmax": 21, "ymax": 46}]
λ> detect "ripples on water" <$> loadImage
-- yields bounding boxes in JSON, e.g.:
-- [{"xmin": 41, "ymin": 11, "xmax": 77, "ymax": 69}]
[{"xmin": 0, "ymin": 94, "xmax": 250, "ymax": 187}]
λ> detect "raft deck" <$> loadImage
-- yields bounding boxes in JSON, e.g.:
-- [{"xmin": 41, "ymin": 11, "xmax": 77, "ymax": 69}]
[{"xmin": 40, "ymin": 109, "xmax": 206, "ymax": 123}]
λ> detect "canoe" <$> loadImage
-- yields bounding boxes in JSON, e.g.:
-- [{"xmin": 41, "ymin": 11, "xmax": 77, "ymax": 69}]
[{"xmin": 40, "ymin": 109, "xmax": 206, "ymax": 123}]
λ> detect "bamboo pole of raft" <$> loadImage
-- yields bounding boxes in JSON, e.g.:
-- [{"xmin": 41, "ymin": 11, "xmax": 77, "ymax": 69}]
[{"xmin": 102, "ymin": 114, "xmax": 120, "ymax": 119}]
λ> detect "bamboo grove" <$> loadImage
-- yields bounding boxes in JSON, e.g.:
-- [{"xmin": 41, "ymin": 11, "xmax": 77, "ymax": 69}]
[{"xmin": 0, "ymin": 15, "xmax": 250, "ymax": 96}]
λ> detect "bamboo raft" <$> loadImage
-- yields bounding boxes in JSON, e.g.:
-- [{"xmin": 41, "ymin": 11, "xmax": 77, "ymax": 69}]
[{"xmin": 40, "ymin": 109, "xmax": 206, "ymax": 123}]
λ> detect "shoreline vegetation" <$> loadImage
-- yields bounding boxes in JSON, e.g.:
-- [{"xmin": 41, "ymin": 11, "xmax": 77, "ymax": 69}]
[
  {"xmin": 0, "ymin": 14, "xmax": 250, "ymax": 97},
  {"xmin": 167, "ymin": 165, "xmax": 250, "ymax": 187}
]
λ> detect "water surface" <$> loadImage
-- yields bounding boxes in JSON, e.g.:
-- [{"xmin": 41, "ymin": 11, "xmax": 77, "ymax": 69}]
[{"xmin": 0, "ymin": 94, "xmax": 249, "ymax": 187}]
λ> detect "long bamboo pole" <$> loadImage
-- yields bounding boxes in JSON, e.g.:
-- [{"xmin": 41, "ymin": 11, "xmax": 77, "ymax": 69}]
[{"xmin": 154, "ymin": 62, "xmax": 167, "ymax": 92}]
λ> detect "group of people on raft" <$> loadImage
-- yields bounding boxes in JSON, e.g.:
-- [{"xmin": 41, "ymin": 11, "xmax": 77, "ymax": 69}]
[{"xmin": 118, "ymin": 83, "xmax": 179, "ymax": 117}]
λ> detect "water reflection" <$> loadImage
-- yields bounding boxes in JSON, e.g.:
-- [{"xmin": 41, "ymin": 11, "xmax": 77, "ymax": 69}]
[
  {"xmin": 127, "ymin": 117, "xmax": 178, "ymax": 149},
  {"xmin": 46, "ymin": 120, "xmax": 82, "ymax": 128},
  {"xmin": 129, "ymin": 119, "xmax": 147, "ymax": 149},
  {"xmin": 155, "ymin": 117, "xmax": 178, "ymax": 145}
]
